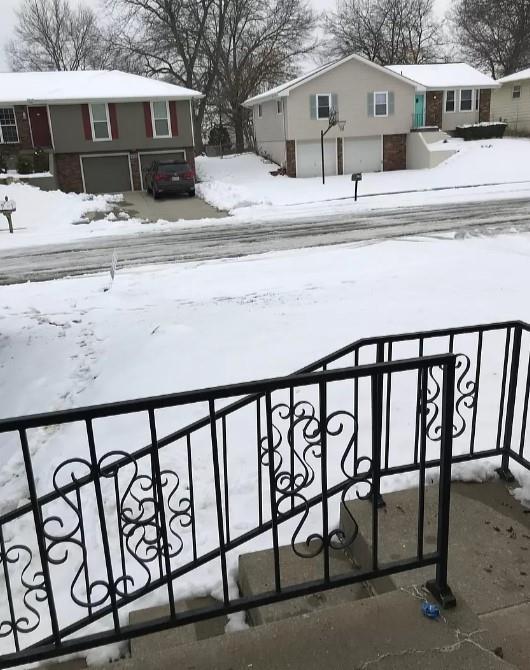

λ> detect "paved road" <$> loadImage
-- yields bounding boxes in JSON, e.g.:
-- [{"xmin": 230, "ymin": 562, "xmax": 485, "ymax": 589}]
[{"xmin": 1, "ymin": 196, "xmax": 530, "ymax": 284}]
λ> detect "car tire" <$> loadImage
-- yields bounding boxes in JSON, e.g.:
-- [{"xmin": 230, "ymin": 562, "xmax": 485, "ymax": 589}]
[{"xmin": 188, "ymin": 190, "xmax": 195, "ymax": 197}]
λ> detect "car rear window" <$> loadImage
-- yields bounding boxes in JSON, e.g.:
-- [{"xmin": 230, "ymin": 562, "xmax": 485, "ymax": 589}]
[{"xmin": 158, "ymin": 163, "xmax": 190, "ymax": 174}]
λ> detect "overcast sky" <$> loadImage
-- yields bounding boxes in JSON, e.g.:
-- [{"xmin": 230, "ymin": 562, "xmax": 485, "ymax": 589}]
[{"xmin": 0, "ymin": 0, "xmax": 450, "ymax": 72}]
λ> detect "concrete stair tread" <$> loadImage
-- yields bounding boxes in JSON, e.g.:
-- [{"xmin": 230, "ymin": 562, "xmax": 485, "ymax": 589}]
[
  {"xmin": 341, "ymin": 480, "xmax": 530, "ymax": 614},
  {"xmin": 92, "ymin": 588, "xmax": 515, "ymax": 670},
  {"xmin": 238, "ymin": 541, "xmax": 368, "ymax": 625},
  {"xmin": 480, "ymin": 601, "xmax": 530, "ymax": 669}
]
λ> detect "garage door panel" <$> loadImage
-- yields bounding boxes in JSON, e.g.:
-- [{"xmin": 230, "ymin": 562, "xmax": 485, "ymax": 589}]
[
  {"xmin": 296, "ymin": 140, "xmax": 336, "ymax": 178},
  {"xmin": 343, "ymin": 137, "xmax": 381, "ymax": 175},
  {"xmin": 82, "ymin": 155, "xmax": 132, "ymax": 194},
  {"xmin": 140, "ymin": 151, "xmax": 186, "ymax": 189}
]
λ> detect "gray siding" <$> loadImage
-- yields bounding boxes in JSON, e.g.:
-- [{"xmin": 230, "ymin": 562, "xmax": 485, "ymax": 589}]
[
  {"xmin": 253, "ymin": 99, "xmax": 287, "ymax": 165},
  {"xmin": 49, "ymin": 100, "xmax": 193, "ymax": 154},
  {"xmin": 491, "ymin": 81, "xmax": 530, "ymax": 133}
]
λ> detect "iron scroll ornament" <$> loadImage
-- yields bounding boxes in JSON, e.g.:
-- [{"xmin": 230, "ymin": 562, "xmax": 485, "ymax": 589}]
[{"xmin": 260, "ymin": 400, "xmax": 372, "ymax": 559}]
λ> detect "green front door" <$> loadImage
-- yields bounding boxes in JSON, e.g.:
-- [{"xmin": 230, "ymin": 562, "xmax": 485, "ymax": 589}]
[{"xmin": 414, "ymin": 94, "xmax": 425, "ymax": 128}]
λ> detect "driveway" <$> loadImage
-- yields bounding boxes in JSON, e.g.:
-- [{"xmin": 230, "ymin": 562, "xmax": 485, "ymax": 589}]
[{"xmin": 118, "ymin": 191, "xmax": 225, "ymax": 222}]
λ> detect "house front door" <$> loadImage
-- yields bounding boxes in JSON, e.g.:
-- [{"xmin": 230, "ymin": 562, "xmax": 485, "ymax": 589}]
[
  {"xmin": 414, "ymin": 94, "xmax": 425, "ymax": 128},
  {"xmin": 29, "ymin": 107, "xmax": 52, "ymax": 148}
]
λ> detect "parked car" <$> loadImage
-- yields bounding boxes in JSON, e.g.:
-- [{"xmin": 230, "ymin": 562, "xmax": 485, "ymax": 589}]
[{"xmin": 144, "ymin": 160, "xmax": 196, "ymax": 199}]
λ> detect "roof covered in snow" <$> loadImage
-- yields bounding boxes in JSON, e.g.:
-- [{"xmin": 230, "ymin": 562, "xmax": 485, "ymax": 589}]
[
  {"xmin": 386, "ymin": 63, "xmax": 499, "ymax": 90},
  {"xmin": 0, "ymin": 70, "xmax": 203, "ymax": 105},
  {"xmin": 497, "ymin": 68, "xmax": 530, "ymax": 84},
  {"xmin": 243, "ymin": 53, "xmax": 422, "ymax": 107}
]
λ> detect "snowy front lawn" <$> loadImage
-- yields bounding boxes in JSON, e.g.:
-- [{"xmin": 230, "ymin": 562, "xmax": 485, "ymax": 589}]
[
  {"xmin": 2, "ymin": 231, "xmax": 530, "ymax": 663},
  {"xmin": 196, "ymin": 138, "xmax": 530, "ymax": 217}
]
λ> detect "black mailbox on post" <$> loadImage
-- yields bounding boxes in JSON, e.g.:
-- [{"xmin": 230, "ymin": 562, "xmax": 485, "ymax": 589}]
[{"xmin": 351, "ymin": 173, "xmax": 362, "ymax": 201}]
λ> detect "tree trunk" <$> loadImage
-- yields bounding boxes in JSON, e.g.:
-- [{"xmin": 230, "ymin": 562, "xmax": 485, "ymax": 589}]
[{"xmin": 233, "ymin": 106, "xmax": 245, "ymax": 153}]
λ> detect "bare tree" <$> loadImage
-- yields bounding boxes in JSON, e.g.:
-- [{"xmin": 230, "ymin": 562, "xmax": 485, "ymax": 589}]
[
  {"xmin": 322, "ymin": 0, "xmax": 444, "ymax": 65},
  {"xmin": 450, "ymin": 0, "xmax": 530, "ymax": 78},
  {"xmin": 107, "ymin": 0, "xmax": 231, "ymax": 149},
  {"xmin": 216, "ymin": 0, "xmax": 317, "ymax": 151},
  {"xmin": 7, "ymin": 0, "xmax": 107, "ymax": 71}
]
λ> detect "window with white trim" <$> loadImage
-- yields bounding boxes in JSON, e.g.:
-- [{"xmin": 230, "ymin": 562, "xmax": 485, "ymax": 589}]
[
  {"xmin": 445, "ymin": 90, "xmax": 455, "ymax": 112},
  {"xmin": 90, "ymin": 103, "xmax": 110, "ymax": 140},
  {"xmin": 317, "ymin": 94, "xmax": 331, "ymax": 119},
  {"xmin": 257, "ymin": 104, "xmax": 263, "ymax": 118},
  {"xmin": 374, "ymin": 91, "xmax": 388, "ymax": 116},
  {"xmin": 276, "ymin": 99, "xmax": 283, "ymax": 114},
  {"xmin": 0, "ymin": 108, "xmax": 19, "ymax": 143},
  {"xmin": 513, "ymin": 85, "xmax": 521, "ymax": 99},
  {"xmin": 151, "ymin": 101, "xmax": 171, "ymax": 137},
  {"xmin": 459, "ymin": 89, "xmax": 473, "ymax": 111}
]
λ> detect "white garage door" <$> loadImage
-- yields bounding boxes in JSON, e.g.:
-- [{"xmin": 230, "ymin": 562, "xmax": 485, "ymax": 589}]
[
  {"xmin": 343, "ymin": 136, "xmax": 382, "ymax": 175},
  {"xmin": 296, "ymin": 140, "xmax": 337, "ymax": 178}
]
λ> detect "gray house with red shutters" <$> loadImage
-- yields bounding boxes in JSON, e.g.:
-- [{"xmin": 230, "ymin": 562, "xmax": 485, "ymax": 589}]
[{"xmin": 0, "ymin": 70, "xmax": 202, "ymax": 194}]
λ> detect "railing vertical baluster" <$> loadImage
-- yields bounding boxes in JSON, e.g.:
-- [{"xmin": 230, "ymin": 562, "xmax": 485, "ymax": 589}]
[
  {"xmin": 413, "ymin": 338, "xmax": 425, "ymax": 464},
  {"xmin": 221, "ymin": 416, "xmax": 230, "ymax": 544},
  {"xmin": 76, "ymin": 487, "xmax": 92, "ymax": 617},
  {"xmin": 148, "ymin": 410, "xmax": 176, "ymax": 620},
  {"xmin": 0, "ymin": 524, "xmax": 20, "ymax": 653},
  {"xmin": 353, "ymin": 349, "xmax": 359, "ymax": 474},
  {"xmin": 186, "ymin": 434, "xmax": 198, "ymax": 561},
  {"xmin": 208, "ymin": 400, "xmax": 230, "ymax": 606},
  {"xmin": 265, "ymin": 391, "xmax": 281, "ymax": 592},
  {"xmin": 319, "ymin": 382, "xmax": 329, "ymax": 583},
  {"xmin": 384, "ymin": 342, "xmax": 392, "ymax": 470},
  {"xmin": 289, "ymin": 386, "xmax": 295, "ymax": 510},
  {"xmin": 417, "ymin": 368, "xmax": 428, "ymax": 561},
  {"xmin": 85, "ymin": 419, "xmax": 120, "ymax": 633},
  {"xmin": 497, "ymin": 325, "xmax": 522, "ymax": 480},
  {"xmin": 469, "ymin": 331, "xmax": 483, "ymax": 455},
  {"xmin": 113, "ymin": 475, "xmax": 128, "ymax": 595},
  {"xmin": 518, "ymin": 347, "xmax": 530, "ymax": 457},
  {"xmin": 496, "ymin": 328, "xmax": 512, "ymax": 451},
  {"xmin": 370, "ymin": 367, "xmax": 383, "ymax": 571},
  {"xmin": 256, "ymin": 400, "xmax": 263, "ymax": 527},
  {"xmin": 426, "ymin": 359, "xmax": 456, "ymax": 608},
  {"xmin": 19, "ymin": 428, "xmax": 61, "ymax": 646}
]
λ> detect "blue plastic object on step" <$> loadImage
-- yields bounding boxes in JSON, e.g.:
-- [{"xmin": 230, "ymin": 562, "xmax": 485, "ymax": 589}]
[{"xmin": 421, "ymin": 601, "xmax": 440, "ymax": 619}]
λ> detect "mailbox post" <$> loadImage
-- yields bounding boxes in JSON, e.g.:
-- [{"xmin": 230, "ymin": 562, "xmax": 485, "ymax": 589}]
[
  {"xmin": 351, "ymin": 173, "xmax": 362, "ymax": 202},
  {"xmin": 0, "ymin": 196, "xmax": 16, "ymax": 234}
]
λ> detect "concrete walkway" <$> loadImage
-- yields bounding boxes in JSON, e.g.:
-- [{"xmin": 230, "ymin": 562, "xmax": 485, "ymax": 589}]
[{"xmin": 118, "ymin": 191, "xmax": 225, "ymax": 222}]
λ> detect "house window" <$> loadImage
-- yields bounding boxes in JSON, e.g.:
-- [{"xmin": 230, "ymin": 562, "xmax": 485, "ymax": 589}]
[
  {"xmin": 277, "ymin": 99, "xmax": 283, "ymax": 114},
  {"xmin": 317, "ymin": 94, "xmax": 331, "ymax": 119},
  {"xmin": 257, "ymin": 104, "xmax": 263, "ymax": 118},
  {"xmin": 374, "ymin": 91, "xmax": 388, "ymax": 117},
  {"xmin": 460, "ymin": 89, "xmax": 473, "ymax": 111},
  {"xmin": 151, "ymin": 101, "xmax": 171, "ymax": 137},
  {"xmin": 0, "ymin": 108, "xmax": 19, "ymax": 143},
  {"xmin": 90, "ymin": 103, "xmax": 110, "ymax": 141},
  {"xmin": 445, "ymin": 90, "xmax": 455, "ymax": 112},
  {"xmin": 513, "ymin": 85, "xmax": 521, "ymax": 99}
]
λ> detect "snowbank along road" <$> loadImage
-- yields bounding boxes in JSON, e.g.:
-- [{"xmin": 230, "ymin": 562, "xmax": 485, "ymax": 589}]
[{"xmin": 1, "ymin": 196, "xmax": 530, "ymax": 284}]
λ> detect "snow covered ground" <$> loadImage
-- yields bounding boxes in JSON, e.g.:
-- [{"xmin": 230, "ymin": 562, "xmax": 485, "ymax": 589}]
[
  {"xmin": 1, "ymin": 230, "xmax": 530, "ymax": 663},
  {"xmin": 1, "ymin": 138, "xmax": 530, "ymax": 250}
]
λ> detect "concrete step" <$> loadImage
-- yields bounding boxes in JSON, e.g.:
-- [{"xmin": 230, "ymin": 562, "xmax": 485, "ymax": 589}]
[
  {"xmin": 480, "ymin": 601, "xmax": 530, "ymax": 669},
  {"xmin": 127, "ymin": 596, "xmax": 227, "ymax": 657},
  {"xmin": 91, "ymin": 587, "xmax": 515, "ymax": 670},
  {"xmin": 340, "ymin": 479, "xmax": 530, "ymax": 615},
  {"xmin": 238, "ymin": 540, "xmax": 369, "ymax": 625}
]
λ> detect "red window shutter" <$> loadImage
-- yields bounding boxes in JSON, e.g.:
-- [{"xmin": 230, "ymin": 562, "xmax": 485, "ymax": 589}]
[
  {"xmin": 169, "ymin": 101, "xmax": 178, "ymax": 136},
  {"xmin": 143, "ymin": 102, "xmax": 153, "ymax": 138},
  {"xmin": 81, "ymin": 104, "xmax": 92, "ymax": 140},
  {"xmin": 109, "ymin": 103, "xmax": 119, "ymax": 140}
]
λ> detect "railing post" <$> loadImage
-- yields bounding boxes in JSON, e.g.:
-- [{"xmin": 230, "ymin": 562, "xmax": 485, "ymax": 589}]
[
  {"xmin": 496, "ymin": 325, "xmax": 522, "ymax": 482},
  {"xmin": 426, "ymin": 358, "xmax": 456, "ymax": 608},
  {"xmin": 370, "ymin": 342, "xmax": 386, "ymax": 508}
]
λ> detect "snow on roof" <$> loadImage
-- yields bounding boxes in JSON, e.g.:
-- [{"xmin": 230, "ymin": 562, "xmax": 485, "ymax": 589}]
[
  {"xmin": 0, "ymin": 70, "xmax": 203, "ymax": 105},
  {"xmin": 386, "ymin": 63, "xmax": 499, "ymax": 89},
  {"xmin": 497, "ymin": 68, "xmax": 530, "ymax": 84},
  {"xmin": 243, "ymin": 53, "xmax": 422, "ymax": 106}
]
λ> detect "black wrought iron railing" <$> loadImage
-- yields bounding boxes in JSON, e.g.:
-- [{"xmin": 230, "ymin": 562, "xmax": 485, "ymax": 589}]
[{"xmin": 0, "ymin": 320, "xmax": 529, "ymax": 667}]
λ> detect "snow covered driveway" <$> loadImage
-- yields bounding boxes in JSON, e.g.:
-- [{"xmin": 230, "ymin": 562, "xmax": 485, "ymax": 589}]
[{"xmin": 2, "ymin": 196, "xmax": 530, "ymax": 284}]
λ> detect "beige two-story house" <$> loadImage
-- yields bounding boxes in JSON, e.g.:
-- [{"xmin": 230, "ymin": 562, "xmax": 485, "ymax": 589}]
[
  {"xmin": 491, "ymin": 68, "xmax": 530, "ymax": 134},
  {"xmin": 0, "ymin": 70, "xmax": 202, "ymax": 193},
  {"xmin": 243, "ymin": 54, "xmax": 423, "ymax": 178}
]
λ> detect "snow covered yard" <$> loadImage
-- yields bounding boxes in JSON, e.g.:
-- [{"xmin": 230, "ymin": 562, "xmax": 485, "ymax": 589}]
[
  {"xmin": 2, "ymin": 228, "xmax": 530, "ymax": 664},
  {"xmin": 196, "ymin": 138, "xmax": 530, "ymax": 217}
]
